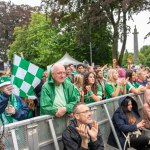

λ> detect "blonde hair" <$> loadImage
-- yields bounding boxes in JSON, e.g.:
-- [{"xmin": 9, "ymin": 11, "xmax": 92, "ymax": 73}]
[
  {"xmin": 74, "ymin": 74, "xmax": 83, "ymax": 88},
  {"xmin": 107, "ymin": 69, "xmax": 117, "ymax": 82}
]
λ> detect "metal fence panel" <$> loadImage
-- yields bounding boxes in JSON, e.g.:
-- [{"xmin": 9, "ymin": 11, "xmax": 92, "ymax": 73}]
[{"xmin": 0, "ymin": 93, "xmax": 145, "ymax": 150}]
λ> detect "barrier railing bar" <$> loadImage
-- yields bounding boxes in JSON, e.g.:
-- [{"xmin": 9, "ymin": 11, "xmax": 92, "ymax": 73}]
[
  {"xmin": 103, "ymin": 103, "xmax": 122, "ymax": 150},
  {"xmin": 1, "ymin": 93, "xmax": 144, "ymax": 150},
  {"xmin": 1, "ymin": 115, "xmax": 53, "ymax": 132},
  {"xmin": 137, "ymin": 94, "xmax": 144, "ymax": 106},
  {"xmin": 30, "ymin": 124, "xmax": 39, "ymax": 150},
  {"xmin": 97, "ymin": 118, "xmax": 109, "ymax": 125},
  {"xmin": 87, "ymin": 93, "xmax": 143, "ymax": 108},
  {"xmin": 48, "ymin": 119, "xmax": 60, "ymax": 150},
  {"xmin": 10, "ymin": 129, "xmax": 19, "ymax": 150}
]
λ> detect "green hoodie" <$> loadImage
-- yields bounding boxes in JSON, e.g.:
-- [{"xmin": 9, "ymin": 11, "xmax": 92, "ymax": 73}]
[{"xmin": 40, "ymin": 71, "xmax": 78, "ymax": 116}]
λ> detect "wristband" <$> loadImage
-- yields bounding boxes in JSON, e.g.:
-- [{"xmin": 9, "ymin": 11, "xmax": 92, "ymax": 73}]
[{"xmin": 88, "ymin": 91, "xmax": 93, "ymax": 96}]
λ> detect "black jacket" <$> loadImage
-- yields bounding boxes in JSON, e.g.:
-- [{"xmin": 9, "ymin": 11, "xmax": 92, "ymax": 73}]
[
  {"xmin": 107, "ymin": 96, "xmax": 140, "ymax": 149},
  {"xmin": 62, "ymin": 119, "xmax": 104, "ymax": 150}
]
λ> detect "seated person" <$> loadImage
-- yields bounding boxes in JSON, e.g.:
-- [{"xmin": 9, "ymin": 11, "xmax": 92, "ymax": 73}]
[
  {"xmin": 143, "ymin": 89, "xmax": 150, "ymax": 129},
  {"xmin": 108, "ymin": 96, "xmax": 150, "ymax": 150},
  {"xmin": 40, "ymin": 64, "xmax": 78, "ymax": 117},
  {"xmin": 0, "ymin": 76, "xmax": 29, "ymax": 124},
  {"xmin": 62, "ymin": 102, "xmax": 104, "ymax": 150}
]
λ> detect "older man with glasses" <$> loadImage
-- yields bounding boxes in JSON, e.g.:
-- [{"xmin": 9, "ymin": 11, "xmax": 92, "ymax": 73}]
[{"xmin": 62, "ymin": 102, "xmax": 104, "ymax": 150}]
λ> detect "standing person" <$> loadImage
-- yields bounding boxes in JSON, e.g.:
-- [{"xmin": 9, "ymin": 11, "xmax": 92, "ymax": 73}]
[
  {"xmin": 84, "ymin": 72, "xmax": 102, "ymax": 104},
  {"xmin": 33, "ymin": 70, "xmax": 48, "ymax": 116},
  {"xmin": 105, "ymin": 69, "xmax": 127, "ymax": 99},
  {"xmin": 108, "ymin": 96, "xmax": 150, "ymax": 150},
  {"xmin": 77, "ymin": 64, "xmax": 84, "ymax": 74},
  {"xmin": 126, "ymin": 70, "xmax": 146, "ymax": 94},
  {"xmin": 137, "ymin": 70, "xmax": 147, "ymax": 86},
  {"xmin": 0, "ymin": 76, "xmax": 29, "ymax": 124},
  {"xmin": 96, "ymin": 70, "xmax": 106, "ymax": 99},
  {"xmin": 65, "ymin": 65, "xmax": 74, "ymax": 83},
  {"xmin": 74, "ymin": 74, "xmax": 84, "ymax": 102},
  {"xmin": 40, "ymin": 64, "xmax": 78, "ymax": 117},
  {"xmin": 69, "ymin": 64, "xmax": 77, "ymax": 75},
  {"xmin": 112, "ymin": 58, "xmax": 117, "ymax": 69},
  {"xmin": 143, "ymin": 88, "xmax": 150, "ymax": 129},
  {"xmin": 62, "ymin": 102, "xmax": 104, "ymax": 150}
]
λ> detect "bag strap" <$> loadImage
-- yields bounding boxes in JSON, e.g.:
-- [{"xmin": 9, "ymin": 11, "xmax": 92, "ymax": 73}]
[{"xmin": 122, "ymin": 131, "xmax": 131, "ymax": 150}]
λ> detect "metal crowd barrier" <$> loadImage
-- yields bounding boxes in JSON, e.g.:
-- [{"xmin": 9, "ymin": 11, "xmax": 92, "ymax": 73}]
[{"xmin": 0, "ymin": 93, "xmax": 145, "ymax": 150}]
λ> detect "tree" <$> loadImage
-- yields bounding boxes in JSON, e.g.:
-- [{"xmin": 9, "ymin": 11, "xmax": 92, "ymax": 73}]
[
  {"xmin": 98, "ymin": 0, "xmax": 149, "ymax": 65},
  {"xmin": 8, "ymin": 13, "xmax": 61, "ymax": 68},
  {"xmin": 41, "ymin": 0, "xmax": 150, "ymax": 66},
  {"xmin": 139, "ymin": 45, "xmax": 150, "ymax": 66},
  {"xmin": 41, "ymin": 0, "xmax": 112, "ymax": 65},
  {"xmin": 0, "ymin": 1, "xmax": 38, "ymax": 62}
]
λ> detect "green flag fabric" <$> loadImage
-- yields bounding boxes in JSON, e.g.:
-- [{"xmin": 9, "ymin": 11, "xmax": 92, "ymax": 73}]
[{"xmin": 12, "ymin": 54, "xmax": 44, "ymax": 99}]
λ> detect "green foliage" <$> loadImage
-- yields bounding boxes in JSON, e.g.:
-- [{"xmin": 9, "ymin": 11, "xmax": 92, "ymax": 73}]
[
  {"xmin": 139, "ymin": 45, "xmax": 150, "ymax": 66},
  {"xmin": 8, "ymin": 10, "xmax": 112, "ymax": 68},
  {"xmin": 0, "ymin": 1, "xmax": 36, "ymax": 62},
  {"xmin": 8, "ymin": 13, "xmax": 62, "ymax": 68},
  {"xmin": 41, "ymin": 0, "xmax": 113, "ymax": 65}
]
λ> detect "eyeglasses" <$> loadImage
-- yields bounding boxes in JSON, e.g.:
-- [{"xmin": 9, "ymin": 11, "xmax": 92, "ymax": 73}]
[{"xmin": 75, "ymin": 109, "xmax": 92, "ymax": 114}]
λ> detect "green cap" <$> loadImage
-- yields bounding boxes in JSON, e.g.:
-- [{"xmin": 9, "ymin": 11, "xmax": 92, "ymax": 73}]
[{"xmin": 0, "ymin": 76, "xmax": 11, "ymax": 87}]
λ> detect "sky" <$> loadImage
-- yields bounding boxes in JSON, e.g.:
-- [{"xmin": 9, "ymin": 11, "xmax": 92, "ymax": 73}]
[{"xmin": 2, "ymin": 0, "xmax": 150, "ymax": 53}]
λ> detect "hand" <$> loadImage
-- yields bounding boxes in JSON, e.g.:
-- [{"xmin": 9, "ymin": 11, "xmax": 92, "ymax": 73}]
[
  {"xmin": 87, "ymin": 120, "xmax": 98, "ymax": 142},
  {"xmin": 81, "ymin": 91, "xmax": 84, "ymax": 97},
  {"xmin": 76, "ymin": 124, "xmax": 88, "ymax": 140},
  {"xmin": 122, "ymin": 77, "xmax": 129, "ymax": 86},
  {"xmin": 86, "ymin": 85, "xmax": 91, "ymax": 92},
  {"xmin": 0, "ymin": 85, "xmax": 12, "ymax": 95},
  {"xmin": 117, "ymin": 80, "xmax": 121, "ymax": 86},
  {"xmin": 5, "ymin": 105, "xmax": 16, "ymax": 115},
  {"xmin": 55, "ymin": 107, "xmax": 66, "ymax": 117},
  {"xmin": 102, "ymin": 64, "xmax": 108, "ymax": 70},
  {"xmin": 139, "ymin": 86, "xmax": 146, "ymax": 92},
  {"xmin": 137, "ymin": 120, "xmax": 145, "ymax": 129}
]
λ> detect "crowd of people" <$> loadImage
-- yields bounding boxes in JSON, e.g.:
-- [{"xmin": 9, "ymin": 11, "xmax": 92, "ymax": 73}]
[{"xmin": 0, "ymin": 60, "xmax": 150, "ymax": 149}]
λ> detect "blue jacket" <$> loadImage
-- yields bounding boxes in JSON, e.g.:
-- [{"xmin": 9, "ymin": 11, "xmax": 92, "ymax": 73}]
[
  {"xmin": 0, "ymin": 93, "xmax": 29, "ymax": 123},
  {"xmin": 107, "ymin": 96, "xmax": 140, "ymax": 149}
]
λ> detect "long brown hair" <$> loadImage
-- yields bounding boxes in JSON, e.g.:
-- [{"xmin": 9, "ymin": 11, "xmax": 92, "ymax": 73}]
[
  {"xmin": 83, "ymin": 72, "xmax": 98, "ymax": 95},
  {"xmin": 121, "ymin": 98, "xmax": 137, "ymax": 125}
]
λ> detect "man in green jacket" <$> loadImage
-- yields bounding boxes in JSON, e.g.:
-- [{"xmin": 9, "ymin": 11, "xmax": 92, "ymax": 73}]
[{"xmin": 40, "ymin": 64, "xmax": 78, "ymax": 117}]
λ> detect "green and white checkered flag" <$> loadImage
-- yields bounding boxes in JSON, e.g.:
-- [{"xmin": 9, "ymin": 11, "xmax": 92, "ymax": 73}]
[{"xmin": 12, "ymin": 54, "xmax": 44, "ymax": 99}]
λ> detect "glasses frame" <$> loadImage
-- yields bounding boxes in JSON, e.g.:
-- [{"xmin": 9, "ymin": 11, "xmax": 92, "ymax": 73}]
[{"xmin": 75, "ymin": 109, "xmax": 92, "ymax": 115}]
